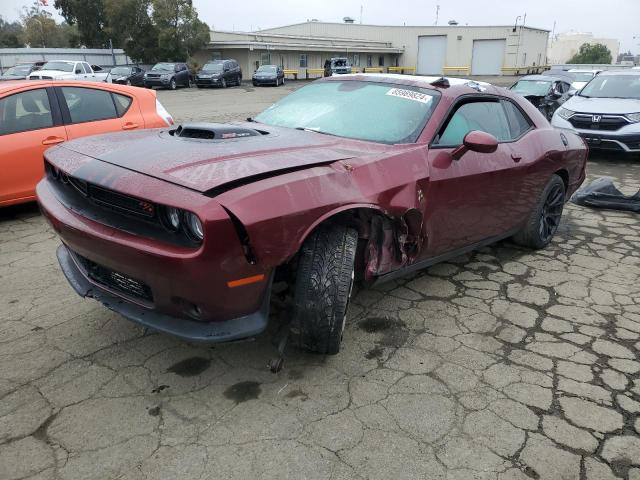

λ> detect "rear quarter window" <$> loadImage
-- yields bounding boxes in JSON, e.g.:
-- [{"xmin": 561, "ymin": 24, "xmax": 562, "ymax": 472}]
[{"xmin": 113, "ymin": 93, "xmax": 133, "ymax": 117}]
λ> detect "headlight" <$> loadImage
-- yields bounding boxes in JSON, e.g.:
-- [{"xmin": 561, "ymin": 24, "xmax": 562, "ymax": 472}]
[
  {"xmin": 626, "ymin": 112, "xmax": 640, "ymax": 123},
  {"xmin": 556, "ymin": 107, "xmax": 574, "ymax": 120},
  {"xmin": 185, "ymin": 212, "xmax": 204, "ymax": 241},
  {"xmin": 163, "ymin": 206, "xmax": 182, "ymax": 231}
]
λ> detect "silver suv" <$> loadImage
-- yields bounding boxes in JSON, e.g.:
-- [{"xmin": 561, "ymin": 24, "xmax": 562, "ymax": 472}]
[{"xmin": 551, "ymin": 70, "xmax": 640, "ymax": 154}]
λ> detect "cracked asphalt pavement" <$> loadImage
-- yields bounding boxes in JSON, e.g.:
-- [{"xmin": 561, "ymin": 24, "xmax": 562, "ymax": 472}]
[{"xmin": 1, "ymin": 82, "xmax": 640, "ymax": 480}]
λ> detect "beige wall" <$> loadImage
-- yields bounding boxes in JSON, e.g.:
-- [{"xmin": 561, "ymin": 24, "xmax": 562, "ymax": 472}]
[{"xmin": 260, "ymin": 23, "xmax": 550, "ymax": 71}]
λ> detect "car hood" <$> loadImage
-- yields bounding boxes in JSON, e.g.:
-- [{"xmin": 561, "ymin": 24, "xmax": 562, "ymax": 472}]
[
  {"xmin": 56, "ymin": 123, "xmax": 381, "ymax": 193},
  {"xmin": 564, "ymin": 95, "xmax": 640, "ymax": 114}
]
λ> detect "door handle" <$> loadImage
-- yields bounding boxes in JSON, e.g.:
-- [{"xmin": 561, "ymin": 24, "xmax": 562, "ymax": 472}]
[
  {"xmin": 122, "ymin": 122, "xmax": 139, "ymax": 130},
  {"xmin": 42, "ymin": 136, "xmax": 65, "ymax": 145},
  {"xmin": 511, "ymin": 153, "xmax": 522, "ymax": 162}
]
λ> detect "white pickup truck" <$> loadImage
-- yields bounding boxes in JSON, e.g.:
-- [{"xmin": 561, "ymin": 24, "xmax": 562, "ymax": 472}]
[{"xmin": 27, "ymin": 60, "xmax": 110, "ymax": 82}]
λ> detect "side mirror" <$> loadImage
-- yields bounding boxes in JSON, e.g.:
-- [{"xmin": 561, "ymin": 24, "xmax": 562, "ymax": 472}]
[
  {"xmin": 568, "ymin": 89, "xmax": 577, "ymax": 97},
  {"xmin": 551, "ymin": 85, "xmax": 563, "ymax": 97},
  {"xmin": 452, "ymin": 131, "xmax": 498, "ymax": 160},
  {"xmin": 75, "ymin": 68, "xmax": 82, "ymax": 74}
]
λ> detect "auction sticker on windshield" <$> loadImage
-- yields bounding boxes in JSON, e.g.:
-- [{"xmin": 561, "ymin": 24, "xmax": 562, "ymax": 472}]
[{"xmin": 386, "ymin": 88, "xmax": 433, "ymax": 104}]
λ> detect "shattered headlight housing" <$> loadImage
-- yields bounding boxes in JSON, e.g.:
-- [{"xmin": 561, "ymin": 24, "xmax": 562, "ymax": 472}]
[{"xmin": 556, "ymin": 107, "xmax": 574, "ymax": 120}]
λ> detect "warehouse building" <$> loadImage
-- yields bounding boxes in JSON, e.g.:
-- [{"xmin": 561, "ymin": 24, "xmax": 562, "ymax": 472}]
[{"xmin": 194, "ymin": 20, "xmax": 550, "ymax": 80}]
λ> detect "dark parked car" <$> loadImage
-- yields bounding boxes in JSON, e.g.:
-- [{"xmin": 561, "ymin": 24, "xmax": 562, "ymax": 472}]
[
  {"xmin": 144, "ymin": 62, "xmax": 192, "ymax": 90},
  {"xmin": 252, "ymin": 65, "xmax": 285, "ymax": 86},
  {"xmin": 0, "ymin": 63, "xmax": 43, "ymax": 81},
  {"xmin": 510, "ymin": 74, "xmax": 572, "ymax": 120},
  {"xmin": 324, "ymin": 57, "xmax": 352, "ymax": 77},
  {"xmin": 109, "ymin": 66, "xmax": 145, "ymax": 86},
  {"xmin": 195, "ymin": 59, "xmax": 242, "ymax": 88},
  {"xmin": 38, "ymin": 74, "xmax": 586, "ymax": 357}
]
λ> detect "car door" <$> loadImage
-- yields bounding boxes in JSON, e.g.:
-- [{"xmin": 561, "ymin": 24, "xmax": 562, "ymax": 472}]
[
  {"xmin": 423, "ymin": 97, "xmax": 525, "ymax": 256},
  {"xmin": 0, "ymin": 87, "xmax": 67, "ymax": 205},
  {"xmin": 82, "ymin": 62, "xmax": 95, "ymax": 81},
  {"xmin": 57, "ymin": 85, "xmax": 144, "ymax": 140}
]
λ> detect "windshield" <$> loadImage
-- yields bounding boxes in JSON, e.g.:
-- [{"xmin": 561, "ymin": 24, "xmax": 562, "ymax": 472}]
[
  {"xmin": 152, "ymin": 63, "xmax": 175, "ymax": 71},
  {"xmin": 111, "ymin": 67, "xmax": 132, "ymax": 75},
  {"xmin": 41, "ymin": 61, "xmax": 74, "ymax": 72},
  {"xmin": 257, "ymin": 66, "xmax": 276, "ymax": 73},
  {"xmin": 332, "ymin": 59, "xmax": 349, "ymax": 67},
  {"xmin": 202, "ymin": 63, "xmax": 223, "ymax": 73},
  {"xmin": 255, "ymin": 80, "xmax": 439, "ymax": 144},
  {"xmin": 510, "ymin": 80, "xmax": 551, "ymax": 97},
  {"xmin": 579, "ymin": 75, "xmax": 640, "ymax": 99},
  {"xmin": 571, "ymin": 72, "xmax": 595, "ymax": 82},
  {"xmin": 3, "ymin": 66, "xmax": 31, "ymax": 76}
]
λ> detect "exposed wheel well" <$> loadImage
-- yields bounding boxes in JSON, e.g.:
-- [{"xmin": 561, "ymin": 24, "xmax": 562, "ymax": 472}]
[{"xmin": 554, "ymin": 168, "xmax": 569, "ymax": 192}]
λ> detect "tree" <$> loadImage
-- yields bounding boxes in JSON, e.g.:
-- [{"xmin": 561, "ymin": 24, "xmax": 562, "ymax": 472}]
[
  {"xmin": 568, "ymin": 43, "xmax": 613, "ymax": 64},
  {"xmin": 152, "ymin": 0, "xmax": 209, "ymax": 61},
  {"xmin": 0, "ymin": 16, "xmax": 24, "ymax": 47},
  {"xmin": 54, "ymin": 0, "xmax": 108, "ymax": 47},
  {"xmin": 19, "ymin": 4, "xmax": 70, "ymax": 48},
  {"xmin": 103, "ymin": 0, "xmax": 159, "ymax": 63}
]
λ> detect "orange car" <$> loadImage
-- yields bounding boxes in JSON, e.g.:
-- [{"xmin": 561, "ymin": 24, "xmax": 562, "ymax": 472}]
[{"xmin": 0, "ymin": 80, "xmax": 174, "ymax": 206}]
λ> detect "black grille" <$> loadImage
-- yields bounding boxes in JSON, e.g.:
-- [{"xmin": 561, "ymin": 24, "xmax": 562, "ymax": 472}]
[
  {"xmin": 75, "ymin": 253, "xmax": 153, "ymax": 302},
  {"xmin": 88, "ymin": 184, "xmax": 156, "ymax": 218},
  {"xmin": 568, "ymin": 114, "xmax": 629, "ymax": 131}
]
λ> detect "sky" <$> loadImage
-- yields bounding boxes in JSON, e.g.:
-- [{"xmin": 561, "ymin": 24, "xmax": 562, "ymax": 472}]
[{"xmin": 1, "ymin": 0, "xmax": 638, "ymax": 53}]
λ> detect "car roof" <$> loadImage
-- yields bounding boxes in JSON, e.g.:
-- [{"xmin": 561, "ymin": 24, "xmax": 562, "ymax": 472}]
[
  {"xmin": 44, "ymin": 59, "xmax": 76, "ymax": 63},
  {"xmin": 568, "ymin": 69, "xmax": 600, "ymax": 73},
  {"xmin": 322, "ymin": 73, "xmax": 507, "ymax": 98},
  {"xmin": 0, "ymin": 79, "xmax": 156, "ymax": 96},
  {"xmin": 598, "ymin": 70, "xmax": 640, "ymax": 76},
  {"xmin": 518, "ymin": 74, "xmax": 570, "ymax": 82}
]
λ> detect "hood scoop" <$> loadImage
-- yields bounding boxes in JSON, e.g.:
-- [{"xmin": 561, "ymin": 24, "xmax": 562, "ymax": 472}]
[{"xmin": 170, "ymin": 123, "xmax": 265, "ymax": 140}]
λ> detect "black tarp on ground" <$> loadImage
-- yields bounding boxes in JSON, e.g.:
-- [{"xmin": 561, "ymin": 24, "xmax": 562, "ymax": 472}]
[{"xmin": 571, "ymin": 177, "xmax": 640, "ymax": 213}]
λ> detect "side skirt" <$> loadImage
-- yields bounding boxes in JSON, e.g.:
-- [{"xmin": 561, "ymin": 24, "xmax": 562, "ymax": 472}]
[{"xmin": 372, "ymin": 228, "xmax": 520, "ymax": 285}]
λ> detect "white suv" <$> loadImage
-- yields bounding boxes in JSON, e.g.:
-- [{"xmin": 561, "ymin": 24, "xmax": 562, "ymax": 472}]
[{"xmin": 551, "ymin": 71, "xmax": 640, "ymax": 154}]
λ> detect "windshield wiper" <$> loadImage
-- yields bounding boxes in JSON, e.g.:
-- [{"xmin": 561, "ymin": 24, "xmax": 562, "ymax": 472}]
[{"xmin": 295, "ymin": 127, "xmax": 338, "ymax": 137}]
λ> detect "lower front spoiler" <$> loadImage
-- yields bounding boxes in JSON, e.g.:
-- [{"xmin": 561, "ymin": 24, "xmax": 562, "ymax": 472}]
[{"xmin": 57, "ymin": 245, "xmax": 271, "ymax": 343}]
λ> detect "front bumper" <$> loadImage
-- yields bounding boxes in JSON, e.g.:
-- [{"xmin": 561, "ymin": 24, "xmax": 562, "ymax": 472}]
[
  {"xmin": 144, "ymin": 77, "xmax": 170, "ymax": 86},
  {"xmin": 37, "ymin": 174, "xmax": 273, "ymax": 344},
  {"xmin": 195, "ymin": 77, "xmax": 222, "ymax": 86},
  {"xmin": 552, "ymin": 116, "xmax": 640, "ymax": 153},
  {"xmin": 57, "ymin": 245, "xmax": 271, "ymax": 343},
  {"xmin": 252, "ymin": 77, "xmax": 277, "ymax": 85}
]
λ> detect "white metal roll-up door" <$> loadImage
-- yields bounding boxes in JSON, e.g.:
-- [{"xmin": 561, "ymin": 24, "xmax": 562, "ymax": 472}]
[
  {"xmin": 417, "ymin": 36, "xmax": 447, "ymax": 75},
  {"xmin": 471, "ymin": 39, "xmax": 506, "ymax": 75}
]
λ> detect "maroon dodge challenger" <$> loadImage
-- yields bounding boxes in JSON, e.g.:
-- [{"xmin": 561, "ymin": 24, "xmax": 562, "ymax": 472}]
[{"xmin": 37, "ymin": 74, "xmax": 587, "ymax": 355}]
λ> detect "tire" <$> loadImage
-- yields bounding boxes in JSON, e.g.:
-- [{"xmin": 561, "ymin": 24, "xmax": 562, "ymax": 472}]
[
  {"xmin": 236, "ymin": 75, "xmax": 241, "ymax": 86},
  {"xmin": 221, "ymin": 78, "xmax": 227, "ymax": 88},
  {"xmin": 169, "ymin": 78, "xmax": 176, "ymax": 90},
  {"xmin": 126, "ymin": 80, "xmax": 131, "ymax": 86},
  {"xmin": 512, "ymin": 174, "xmax": 566, "ymax": 250},
  {"xmin": 291, "ymin": 225, "xmax": 358, "ymax": 355},
  {"xmin": 187, "ymin": 77, "xmax": 193, "ymax": 88},
  {"xmin": 282, "ymin": 77, "xmax": 285, "ymax": 85}
]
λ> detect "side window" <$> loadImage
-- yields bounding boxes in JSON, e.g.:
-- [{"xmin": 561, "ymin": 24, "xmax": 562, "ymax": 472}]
[
  {"xmin": 502, "ymin": 100, "xmax": 533, "ymax": 140},
  {"xmin": 436, "ymin": 100, "xmax": 511, "ymax": 146},
  {"xmin": 61, "ymin": 87, "xmax": 117, "ymax": 123},
  {"xmin": 112, "ymin": 93, "xmax": 132, "ymax": 117},
  {"xmin": 0, "ymin": 88, "xmax": 54, "ymax": 135},
  {"xmin": 82, "ymin": 63, "xmax": 91, "ymax": 74}
]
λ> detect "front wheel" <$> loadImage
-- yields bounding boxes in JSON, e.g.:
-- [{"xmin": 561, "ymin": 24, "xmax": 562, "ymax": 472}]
[
  {"xmin": 221, "ymin": 78, "xmax": 227, "ymax": 88},
  {"xmin": 512, "ymin": 174, "xmax": 566, "ymax": 249},
  {"xmin": 291, "ymin": 225, "xmax": 358, "ymax": 355},
  {"xmin": 169, "ymin": 78, "xmax": 176, "ymax": 90}
]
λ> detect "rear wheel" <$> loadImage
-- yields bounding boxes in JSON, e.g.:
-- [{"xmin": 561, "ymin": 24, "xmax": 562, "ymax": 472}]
[
  {"xmin": 291, "ymin": 225, "xmax": 358, "ymax": 355},
  {"xmin": 513, "ymin": 174, "xmax": 566, "ymax": 249}
]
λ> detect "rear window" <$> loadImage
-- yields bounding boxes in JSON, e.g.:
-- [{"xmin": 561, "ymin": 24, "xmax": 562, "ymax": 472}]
[
  {"xmin": 62, "ymin": 87, "xmax": 117, "ymax": 123},
  {"xmin": 255, "ymin": 80, "xmax": 440, "ymax": 144},
  {"xmin": 113, "ymin": 93, "xmax": 133, "ymax": 117}
]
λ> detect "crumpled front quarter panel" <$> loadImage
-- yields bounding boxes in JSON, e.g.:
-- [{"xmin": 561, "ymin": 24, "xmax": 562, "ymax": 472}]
[{"xmin": 216, "ymin": 144, "xmax": 431, "ymax": 267}]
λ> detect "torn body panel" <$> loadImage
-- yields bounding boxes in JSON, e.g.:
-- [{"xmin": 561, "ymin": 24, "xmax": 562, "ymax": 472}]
[{"xmin": 216, "ymin": 145, "xmax": 430, "ymax": 278}]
